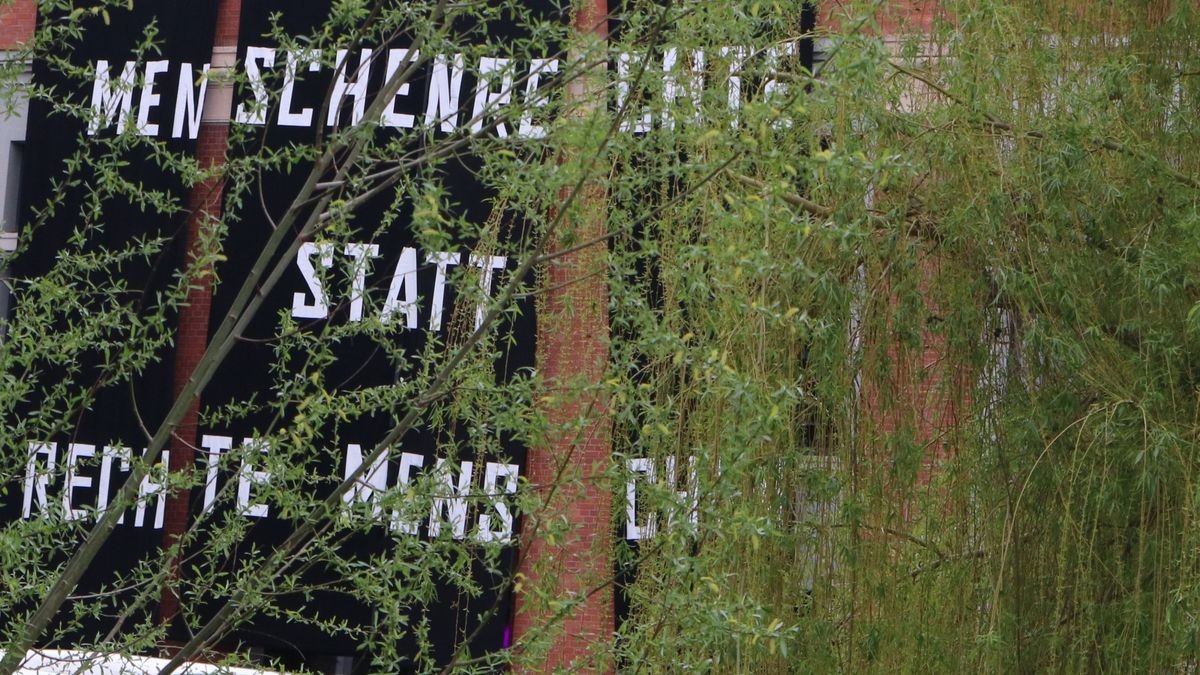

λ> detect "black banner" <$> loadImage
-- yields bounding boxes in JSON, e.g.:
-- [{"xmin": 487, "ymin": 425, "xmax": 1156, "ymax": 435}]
[
  {"xmin": 7, "ymin": 0, "xmax": 552, "ymax": 666},
  {"xmin": 8, "ymin": 0, "xmax": 219, "ymax": 644}
]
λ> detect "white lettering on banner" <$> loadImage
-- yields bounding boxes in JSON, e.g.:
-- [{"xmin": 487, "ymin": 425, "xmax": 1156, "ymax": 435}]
[
  {"xmin": 329, "ymin": 48, "xmax": 372, "ymax": 127},
  {"xmin": 424, "ymin": 53, "xmax": 465, "ymax": 132},
  {"xmin": 625, "ymin": 455, "xmax": 698, "ymax": 541},
  {"xmin": 22, "ymin": 442, "xmax": 56, "ymax": 519},
  {"xmin": 381, "ymin": 48, "xmax": 420, "ymax": 128},
  {"xmin": 289, "ymin": 244, "xmax": 505, "ymax": 331},
  {"xmin": 279, "ymin": 49, "xmax": 320, "ymax": 127},
  {"xmin": 477, "ymin": 462, "xmax": 519, "ymax": 543},
  {"xmin": 344, "ymin": 243, "xmax": 380, "ymax": 322},
  {"xmin": 234, "ymin": 46, "xmax": 275, "ymax": 125},
  {"xmin": 517, "ymin": 58, "xmax": 558, "ymax": 139},
  {"xmin": 721, "ymin": 46, "xmax": 747, "ymax": 129},
  {"xmin": 135, "ymin": 60, "xmax": 169, "ymax": 136},
  {"xmin": 661, "ymin": 48, "xmax": 705, "ymax": 128},
  {"xmin": 62, "ymin": 443, "xmax": 95, "ymax": 521},
  {"xmin": 427, "ymin": 250, "xmax": 461, "ymax": 331},
  {"xmin": 96, "ymin": 445, "xmax": 129, "ymax": 517},
  {"xmin": 88, "ymin": 60, "xmax": 137, "ymax": 135},
  {"xmin": 616, "ymin": 52, "xmax": 653, "ymax": 134},
  {"xmin": 663, "ymin": 455, "xmax": 699, "ymax": 530},
  {"xmin": 172, "ymin": 62, "xmax": 209, "ymax": 139},
  {"xmin": 764, "ymin": 43, "xmax": 797, "ymax": 129},
  {"xmin": 470, "ymin": 57, "xmax": 513, "ymax": 137},
  {"xmin": 22, "ymin": 444, "xmax": 706, "ymax": 540},
  {"xmin": 428, "ymin": 459, "xmax": 473, "ymax": 539},
  {"xmin": 291, "ymin": 242, "xmax": 335, "ymax": 320},
  {"xmin": 45, "ymin": 444, "xmax": 169, "ymax": 528},
  {"xmin": 201, "ymin": 434, "xmax": 233, "ymax": 513},
  {"xmin": 134, "ymin": 450, "xmax": 169, "ymax": 529},
  {"xmin": 85, "ymin": 43, "xmax": 792, "ymax": 138},
  {"xmin": 342, "ymin": 443, "xmax": 390, "ymax": 518},
  {"xmin": 625, "ymin": 457, "xmax": 655, "ymax": 541},
  {"xmin": 468, "ymin": 254, "xmax": 507, "ymax": 330},
  {"xmin": 390, "ymin": 451, "xmax": 425, "ymax": 535},
  {"xmin": 380, "ymin": 246, "xmax": 419, "ymax": 329},
  {"xmin": 238, "ymin": 438, "xmax": 271, "ymax": 519},
  {"xmin": 18, "ymin": 436, "xmax": 524, "ymax": 542}
]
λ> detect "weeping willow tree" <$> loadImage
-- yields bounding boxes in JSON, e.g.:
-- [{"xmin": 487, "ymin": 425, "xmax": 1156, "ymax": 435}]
[
  {"xmin": 0, "ymin": 0, "xmax": 1197, "ymax": 672},
  {"xmin": 608, "ymin": 0, "xmax": 1200, "ymax": 672}
]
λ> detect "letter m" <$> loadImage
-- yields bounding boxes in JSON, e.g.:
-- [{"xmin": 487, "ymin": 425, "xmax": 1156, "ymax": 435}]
[
  {"xmin": 342, "ymin": 443, "xmax": 389, "ymax": 519},
  {"xmin": 89, "ymin": 60, "xmax": 137, "ymax": 135}
]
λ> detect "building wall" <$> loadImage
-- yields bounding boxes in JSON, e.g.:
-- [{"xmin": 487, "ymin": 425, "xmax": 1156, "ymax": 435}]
[
  {"xmin": 0, "ymin": 0, "xmax": 33, "ymax": 322},
  {"xmin": 0, "ymin": 0, "xmax": 956, "ymax": 668},
  {"xmin": 0, "ymin": 0, "xmax": 35, "ymax": 49},
  {"xmin": 859, "ymin": 0, "xmax": 961, "ymax": 501}
]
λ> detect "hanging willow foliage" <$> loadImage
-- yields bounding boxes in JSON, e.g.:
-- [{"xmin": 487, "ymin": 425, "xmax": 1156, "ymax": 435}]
[
  {"xmin": 0, "ymin": 0, "xmax": 1196, "ymax": 672},
  {"xmin": 610, "ymin": 0, "xmax": 1200, "ymax": 672}
]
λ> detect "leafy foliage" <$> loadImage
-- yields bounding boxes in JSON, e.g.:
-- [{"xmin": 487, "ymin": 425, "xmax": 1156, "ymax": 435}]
[{"xmin": 0, "ymin": 0, "xmax": 1197, "ymax": 672}]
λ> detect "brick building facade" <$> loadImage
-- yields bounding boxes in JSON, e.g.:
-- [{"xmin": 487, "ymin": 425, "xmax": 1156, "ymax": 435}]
[
  {"xmin": 0, "ymin": 1, "xmax": 952, "ymax": 672},
  {"xmin": 0, "ymin": 0, "xmax": 33, "ymax": 50}
]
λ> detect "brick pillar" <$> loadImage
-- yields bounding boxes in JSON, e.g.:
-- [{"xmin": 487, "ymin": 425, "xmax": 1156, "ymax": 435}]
[
  {"xmin": 0, "ymin": 0, "xmax": 36, "ymax": 49},
  {"xmin": 821, "ymin": 0, "xmax": 943, "ymax": 34},
  {"xmin": 158, "ymin": 0, "xmax": 242, "ymax": 626},
  {"xmin": 511, "ymin": 0, "xmax": 614, "ymax": 670},
  {"xmin": 860, "ymin": 251, "xmax": 967, "ymax": 502},
  {"xmin": 855, "ymin": 1, "xmax": 964, "ymax": 510}
]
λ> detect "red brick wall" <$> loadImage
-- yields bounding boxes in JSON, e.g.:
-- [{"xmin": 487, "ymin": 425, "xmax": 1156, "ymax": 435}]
[
  {"xmin": 858, "ymin": 1, "xmax": 966, "ymax": 514},
  {"xmin": 879, "ymin": 0, "xmax": 944, "ymax": 33},
  {"xmin": 0, "ymin": 0, "xmax": 961, "ymax": 657},
  {"xmin": 0, "ymin": 0, "xmax": 35, "ymax": 49},
  {"xmin": 822, "ymin": 1, "xmax": 945, "ymax": 36},
  {"xmin": 859, "ymin": 251, "xmax": 969, "ymax": 507},
  {"xmin": 213, "ymin": 0, "xmax": 240, "ymax": 45},
  {"xmin": 512, "ymin": 201, "xmax": 613, "ymax": 669},
  {"xmin": 158, "ymin": 0, "xmax": 242, "ymax": 625},
  {"xmin": 510, "ymin": 1, "xmax": 613, "ymax": 669},
  {"xmin": 158, "ymin": 130, "xmax": 231, "ymax": 622},
  {"xmin": 509, "ymin": 2, "xmax": 956, "ymax": 668}
]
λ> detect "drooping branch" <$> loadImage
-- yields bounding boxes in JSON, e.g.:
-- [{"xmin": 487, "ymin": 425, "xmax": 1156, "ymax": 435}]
[{"xmin": 887, "ymin": 60, "xmax": 1200, "ymax": 191}]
